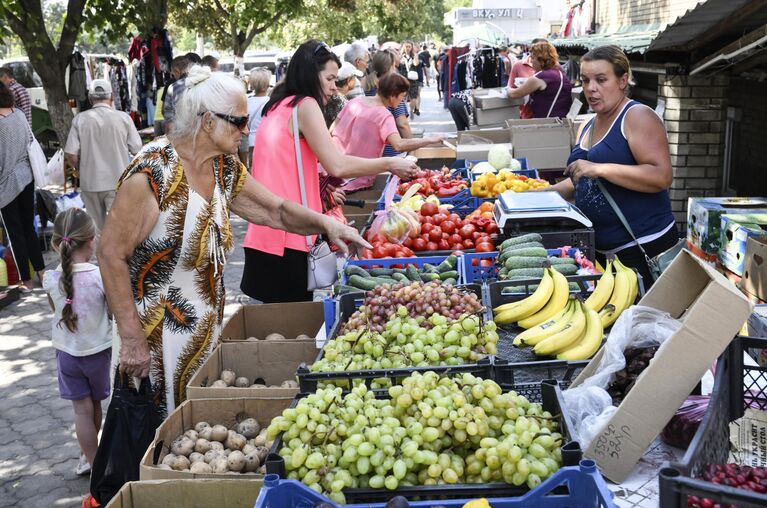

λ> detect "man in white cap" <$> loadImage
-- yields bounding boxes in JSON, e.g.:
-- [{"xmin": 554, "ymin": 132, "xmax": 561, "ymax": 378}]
[
  {"xmin": 64, "ymin": 79, "xmax": 142, "ymax": 231},
  {"xmin": 323, "ymin": 61, "xmax": 364, "ymax": 127}
]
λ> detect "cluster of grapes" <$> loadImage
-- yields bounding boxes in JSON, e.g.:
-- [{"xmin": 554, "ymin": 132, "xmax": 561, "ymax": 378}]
[
  {"xmin": 341, "ymin": 282, "xmax": 484, "ymax": 334},
  {"xmin": 314, "ymin": 312, "xmax": 498, "ymax": 379},
  {"xmin": 266, "ymin": 372, "xmax": 563, "ymax": 504}
]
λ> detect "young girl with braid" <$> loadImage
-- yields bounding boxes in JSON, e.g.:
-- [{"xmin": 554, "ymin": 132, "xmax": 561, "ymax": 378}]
[{"xmin": 43, "ymin": 208, "xmax": 111, "ymax": 477}]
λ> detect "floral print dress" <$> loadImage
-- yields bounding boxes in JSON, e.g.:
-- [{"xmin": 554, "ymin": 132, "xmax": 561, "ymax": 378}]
[{"xmin": 117, "ymin": 138, "xmax": 247, "ymax": 415}]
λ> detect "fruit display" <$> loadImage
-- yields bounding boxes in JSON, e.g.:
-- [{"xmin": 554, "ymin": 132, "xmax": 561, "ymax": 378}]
[
  {"xmin": 689, "ymin": 464, "xmax": 767, "ymax": 506},
  {"xmin": 266, "ymin": 372, "xmax": 565, "ymax": 504},
  {"xmin": 340, "ymin": 281, "xmax": 484, "ymax": 334},
  {"xmin": 155, "ymin": 417, "xmax": 271, "ymax": 474},
  {"xmin": 205, "ymin": 369, "xmax": 299, "ymax": 389},
  {"xmin": 606, "ymin": 346, "xmax": 658, "ymax": 406},
  {"xmin": 339, "ymin": 256, "xmax": 461, "ymax": 293},
  {"xmin": 496, "ymin": 234, "xmax": 578, "ymax": 280},
  {"xmin": 471, "ymin": 171, "xmax": 550, "ymax": 199},
  {"xmin": 583, "ymin": 257, "xmax": 639, "ymax": 328},
  {"xmin": 396, "ymin": 167, "xmax": 469, "ymax": 200}
]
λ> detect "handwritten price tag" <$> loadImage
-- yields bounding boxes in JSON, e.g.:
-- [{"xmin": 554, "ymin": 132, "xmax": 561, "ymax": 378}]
[{"xmin": 593, "ymin": 424, "xmax": 632, "ymax": 459}]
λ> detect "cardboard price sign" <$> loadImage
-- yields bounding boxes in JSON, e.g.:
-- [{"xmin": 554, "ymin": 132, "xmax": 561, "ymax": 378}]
[{"xmin": 592, "ymin": 423, "xmax": 634, "ymax": 461}]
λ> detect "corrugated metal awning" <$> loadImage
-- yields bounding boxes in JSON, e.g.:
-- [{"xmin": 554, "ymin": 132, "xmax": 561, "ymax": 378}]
[{"xmin": 551, "ymin": 27, "xmax": 660, "ymax": 55}]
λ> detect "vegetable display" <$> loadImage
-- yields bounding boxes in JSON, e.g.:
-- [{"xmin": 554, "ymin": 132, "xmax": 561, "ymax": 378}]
[
  {"xmin": 338, "ymin": 255, "xmax": 460, "ymax": 294},
  {"xmin": 471, "ymin": 171, "xmax": 550, "ymax": 199},
  {"xmin": 396, "ymin": 167, "xmax": 469, "ymax": 199},
  {"xmin": 690, "ymin": 464, "xmax": 767, "ymax": 507}
]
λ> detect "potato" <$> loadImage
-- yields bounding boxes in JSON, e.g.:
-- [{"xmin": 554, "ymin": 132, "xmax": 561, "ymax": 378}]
[
  {"xmin": 210, "ymin": 424, "xmax": 228, "ymax": 442},
  {"xmin": 198, "ymin": 426, "xmax": 214, "ymax": 441},
  {"xmin": 204, "ymin": 450, "xmax": 223, "ymax": 463},
  {"xmin": 209, "ymin": 441, "xmax": 224, "ymax": 451},
  {"xmin": 220, "ymin": 370, "xmax": 236, "ymax": 386},
  {"xmin": 190, "ymin": 461, "xmax": 213, "ymax": 474},
  {"xmin": 280, "ymin": 380, "xmax": 299, "ymax": 389},
  {"xmin": 296, "ymin": 334, "xmax": 311, "ymax": 340},
  {"xmin": 235, "ymin": 377, "xmax": 250, "ymax": 388},
  {"xmin": 251, "ymin": 384, "xmax": 267, "ymax": 388},
  {"xmin": 246, "ymin": 336, "xmax": 258, "ymax": 341},
  {"xmin": 189, "ymin": 452, "xmax": 205, "ymax": 463},
  {"xmin": 225, "ymin": 431, "xmax": 246, "ymax": 451},
  {"xmin": 157, "ymin": 464, "xmax": 173, "ymax": 470},
  {"xmin": 255, "ymin": 446, "xmax": 269, "ymax": 463},
  {"xmin": 254, "ymin": 434, "xmax": 267, "ymax": 447},
  {"xmin": 265, "ymin": 333, "xmax": 285, "ymax": 341},
  {"xmin": 170, "ymin": 437, "xmax": 195, "ymax": 457},
  {"xmin": 184, "ymin": 430, "xmax": 199, "ymax": 441},
  {"xmin": 236, "ymin": 418, "xmax": 261, "ymax": 439},
  {"xmin": 227, "ymin": 450, "xmax": 246, "ymax": 473},
  {"xmin": 173, "ymin": 455, "xmax": 191, "ymax": 471},
  {"xmin": 161, "ymin": 453, "xmax": 179, "ymax": 468},
  {"xmin": 242, "ymin": 444, "xmax": 256, "ymax": 455},
  {"xmin": 257, "ymin": 465, "xmax": 266, "ymax": 474},
  {"xmin": 194, "ymin": 438, "xmax": 212, "ymax": 454},
  {"xmin": 211, "ymin": 380, "xmax": 228, "ymax": 388},
  {"xmin": 244, "ymin": 451, "xmax": 260, "ymax": 472},
  {"xmin": 210, "ymin": 457, "xmax": 228, "ymax": 473},
  {"xmin": 194, "ymin": 421, "xmax": 211, "ymax": 433}
]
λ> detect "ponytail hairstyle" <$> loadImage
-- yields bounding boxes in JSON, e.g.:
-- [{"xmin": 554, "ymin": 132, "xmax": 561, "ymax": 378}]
[
  {"xmin": 362, "ymin": 50, "xmax": 395, "ymax": 93},
  {"xmin": 51, "ymin": 208, "xmax": 96, "ymax": 333}
]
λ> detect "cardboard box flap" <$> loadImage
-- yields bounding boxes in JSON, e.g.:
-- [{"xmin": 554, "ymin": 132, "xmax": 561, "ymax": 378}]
[
  {"xmin": 220, "ymin": 302, "xmax": 324, "ymax": 341},
  {"xmin": 457, "ymin": 130, "xmax": 510, "ymax": 145},
  {"xmin": 106, "ymin": 479, "xmax": 263, "ymax": 508}
]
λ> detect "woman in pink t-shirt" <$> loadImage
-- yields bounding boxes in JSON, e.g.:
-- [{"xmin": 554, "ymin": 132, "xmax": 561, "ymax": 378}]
[
  {"xmin": 333, "ymin": 73, "xmax": 443, "ymax": 191},
  {"xmin": 241, "ymin": 41, "xmax": 419, "ymax": 303}
]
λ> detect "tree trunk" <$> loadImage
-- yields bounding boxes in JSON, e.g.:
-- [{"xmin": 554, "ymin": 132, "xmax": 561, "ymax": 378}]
[{"xmin": 45, "ymin": 84, "xmax": 74, "ymax": 152}]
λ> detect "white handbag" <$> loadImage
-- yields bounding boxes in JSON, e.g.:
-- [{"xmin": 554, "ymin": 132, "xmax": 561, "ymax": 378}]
[
  {"xmin": 292, "ymin": 106, "xmax": 338, "ymax": 291},
  {"xmin": 26, "ymin": 121, "xmax": 50, "ymax": 187}
]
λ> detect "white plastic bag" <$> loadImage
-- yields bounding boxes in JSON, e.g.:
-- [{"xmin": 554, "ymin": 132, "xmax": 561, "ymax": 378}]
[
  {"xmin": 28, "ymin": 136, "xmax": 50, "ymax": 187},
  {"xmin": 46, "ymin": 149, "xmax": 65, "ymax": 186},
  {"xmin": 563, "ymin": 305, "xmax": 682, "ymax": 448},
  {"xmin": 57, "ymin": 191, "xmax": 84, "ymax": 213}
]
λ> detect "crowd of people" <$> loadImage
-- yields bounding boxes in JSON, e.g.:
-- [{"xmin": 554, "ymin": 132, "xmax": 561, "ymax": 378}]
[{"xmin": 0, "ymin": 35, "xmax": 677, "ymax": 506}]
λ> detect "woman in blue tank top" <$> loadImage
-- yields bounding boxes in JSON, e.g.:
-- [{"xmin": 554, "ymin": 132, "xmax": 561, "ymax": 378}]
[{"xmin": 547, "ymin": 46, "xmax": 677, "ymax": 286}]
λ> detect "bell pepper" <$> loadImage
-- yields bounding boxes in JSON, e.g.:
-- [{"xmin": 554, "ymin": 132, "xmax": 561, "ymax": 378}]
[{"xmin": 492, "ymin": 182, "xmax": 507, "ymax": 196}]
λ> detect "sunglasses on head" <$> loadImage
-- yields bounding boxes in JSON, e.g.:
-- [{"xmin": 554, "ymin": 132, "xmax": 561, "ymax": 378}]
[
  {"xmin": 314, "ymin": 42, "xmax": 331, "ymax": 55},
  {"xmin": 203, "ymin": 111, "xmax": 249, "ymax": 129}
]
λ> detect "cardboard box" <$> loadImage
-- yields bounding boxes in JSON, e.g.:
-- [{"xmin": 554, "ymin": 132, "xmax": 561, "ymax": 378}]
[
  {"xmin": 141, "ymin": 398, "xmax": 292, "ymax": 480},
  {"xmin": 187, "ymin": 341, "xmax": 319, "ymax": 399},
  {"xmin": 456, "ymin": 130, "xmax": 511, "ymax": 160},
  {"xmin": 570, "ymin": 250, "xmax": 752, "ymax": 482},
  {"xmin": 719, "ymin": 213, "xmax": 767, "ymax": 276},
  {"xmin": 473, "ymin": 88, "xmax": 524, "ymax": 110},
  {"xmin": 513, "ymin": 145, "xmax": 572, "ymax": 170},
  {"xmin": 686, "ymin": 197, "xmax": 767, "ymax": 258},
  {"xmin": 506, "ymin": 118, "xmax": 574, "ymax": 149},
  {"xmin": 474, "ymin": 106, "xmax": 520, "ymax": 126},
  {"xmin": 742, "ymin": 237, "xmax": 767, "ymax": 302},
  {"xmin": 105, "ymin": 479, "xmax": 263, "ymax": 508},
  {"xmin": 220, "ymin": 302, "xmax": 325, "ymax": 342}
]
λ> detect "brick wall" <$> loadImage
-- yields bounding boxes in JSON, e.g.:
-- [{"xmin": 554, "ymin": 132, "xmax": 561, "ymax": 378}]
[
  {"xmin": 597, "ymin": 0, "xmax": 704, "ymax": 30},
  {"xmin": 728, "ymin": 77, "xmax": 767, "ymax": 196},
  {"xmin": 658, "ymin": 74, "xmax": 729, "ymax": 230}
]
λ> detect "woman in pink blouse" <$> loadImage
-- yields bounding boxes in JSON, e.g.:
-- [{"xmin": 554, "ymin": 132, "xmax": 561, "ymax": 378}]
[{"xmin": 334, "ymin": 73, "xmax": 443, "ymax": 191}]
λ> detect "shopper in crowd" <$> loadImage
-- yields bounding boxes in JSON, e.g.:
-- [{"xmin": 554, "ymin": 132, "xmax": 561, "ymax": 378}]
[
  {"xmin": 201, "ymin": 54, "xmax": 219, "ymax": 71},
  {"xmin": 344, "ymin": 42, "xmax": 370, "ymax": 99},
  {"xmin": 323, "ymin": 61, "xmax": 363, "ymax": 127},
  {"xmin": 419, "ymin": 44, "xmax": 432, "ymax": 87},
  {"xmin": 64, "ymin": 79, "xmax": 143, "ymax": 232},
  {"xmin": 507, "ymin": 38, "xmax": 546, "ymax": 119},
  {"xmin": 546, "ymin": 45, "xmax": 676, "ymax": 286},
  {"xmin": 247, "ymin": 67, "xmax": 271, "ymax": 165},
  {"xmin": 240, "ymin": 40, "xmax": 417, "ymax": 304},
  {"xmin": 0, "ymin": 82, "xmax": 45, "ymax": 291},
  {"xmin": 499, "ymin": 46, "xmax": 511, "ymax": 87},
  {"xmin": 333, "ymin": 73, "xmax": 443, "ymax": 192},
  {"xmin": 163, "ymin": 52, "xmax": 201, "ymax": 133},
  {"xmin": 155, "ymin": 56, "xmax": 190, "ymax": 137},
  {"xmin": 0, "ymin": 67, "xmax": 31, "ymax": 126},
  {"xmin": 400, "ymin": 41, "xmax": 422, "ymax": 115},
  {"xmin": 43, "ymin": 208, "xmax": 109, "ymax": 478},
  {"xmin": 507, "ymin": 41, "xmax": 573, "ymax": 119},
  {"xmin": 98, "ymin": 64, "xmax": 369, "ymax": 414}
]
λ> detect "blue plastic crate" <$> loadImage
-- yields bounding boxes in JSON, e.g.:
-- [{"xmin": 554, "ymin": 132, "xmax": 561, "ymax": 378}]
[
  {"xmin": 461, "ymin": 248, "xmax": 580, "ymax": 284},
  {"xmin": 375, "ymin": 169, "xmax": 473, "ymax": 212},
  {"xmin": 340, "ymin": 255, "xmax": 457, "ymax": 285},
  {"xmin": 254, "ymin": 460, "xmax": 616, "ymax": 507}
]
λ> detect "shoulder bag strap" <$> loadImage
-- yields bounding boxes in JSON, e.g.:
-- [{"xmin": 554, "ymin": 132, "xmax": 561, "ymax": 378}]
[
  {"xmin": 292, "ymin": 104, "xmax": 314, "ymax": 249},
  {"xmin": 588, "ymin": 125, "xmax": 653, "ymax": 264},
  {"xmin": 545, "ymin": 70, "xmax": 564, "ymax": 118}
]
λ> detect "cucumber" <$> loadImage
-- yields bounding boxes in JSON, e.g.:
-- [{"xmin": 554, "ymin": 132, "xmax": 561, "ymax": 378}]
[
  {"xmin": 368, "ymin": 268, "xmax": 394, "ymax": 277},
  {"xmin": 504, "ymin": 247, "xmax": 548, "ymax": 258},
  {"xmin": 337, "ymin": 284, "xmax": 364, "ymax": 295},
  {"xmin": 422, "ymin": 263, "xmax": 439, "ymax": 273},
  {"xmin": 446, "ymin": 255, "xmax": 458, "ymax": 269},
  {"xmin": 348, "ymin": 275, "xmax": 377, "ymax": 290},
  {"xmin": 499, "ymin": 267, "xmax": 509, "ymax": 277},
  {"xmin": 405, "ymin": 265, "xmax": 421, "ymax": 282},
  {"xmin": 568, "ymin": 282, "xmax": 581, "ymax": 291},
  {"xmin": 504, "ymin": 256, "xmax": 549, "ymax": 270},
  {"xmin": 442, "ymin": 278, "xmax": 457, "ymax": 286},
  {"xmin": 437, "ymin": 259, "xmax": 453, "ymax": 272},
  {"xmin": 548, "ymin": 257, "xmax": 576, "ymax": 265},
  {"xmin": 499, "ymin": 233, "xmax": 543, "ymax": 250},
  {"xmin": 392, "ymin": 272, "xmax": 410, "ymax": 283},
  {"xmin": 345, "ymin": 265, "xmax": 371, "ymax": 278},
  {"xmin": 552, "ymin": 264, "xmax": 578, "ymax": 275},
  {"xmin": 392, "ymin": 268, "xmax": 408, "ymax": 275},
  {"xmin": 420, "ymin": 272, "xmax": 440, "ymax": 282},
  {"xmin": 499, "ymin": 242, "xmax": 545, "ymax": 260},
  {"xmin": 508, "ymin": 267, "xmax": 545, "ymax": 278},
  {"xmin": 439, "ymin": 270, "xmax": 458, "ymax": 281}
]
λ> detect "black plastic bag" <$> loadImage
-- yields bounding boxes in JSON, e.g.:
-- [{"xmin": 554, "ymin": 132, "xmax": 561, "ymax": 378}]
[{"xmin": 90, "ymin": 370, "xmax": 161, "ymax": 505}]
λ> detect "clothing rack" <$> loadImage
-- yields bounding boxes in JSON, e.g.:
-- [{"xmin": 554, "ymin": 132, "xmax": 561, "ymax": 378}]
[{"xmin": 457, "ymin": 46, "xmax": 497, "ymax": 60}]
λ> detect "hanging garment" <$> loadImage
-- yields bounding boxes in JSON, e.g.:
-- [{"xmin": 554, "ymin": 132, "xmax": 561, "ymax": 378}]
[{"xmin": 68, "ymin": 52, "xmax": 88, "ymax": 102}]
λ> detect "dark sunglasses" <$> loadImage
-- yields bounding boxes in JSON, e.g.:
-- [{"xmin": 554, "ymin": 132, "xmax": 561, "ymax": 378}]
[
  {"xmin": 314, "ymin": 42, "xmax": 331, "ymax": 55},
  {"xmin": 203, "ymin": 111, "xmax": 249, "ymax": 129}
]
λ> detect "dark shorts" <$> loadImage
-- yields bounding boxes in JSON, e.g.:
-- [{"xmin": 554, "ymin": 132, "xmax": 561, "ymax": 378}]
[
  {"xmin": 408, "ymin": 81, "xmax": 420, "ymax": 100},
  {"xmin": 56, "ymin": 348, "xmax": 112, "ymax": 401}
]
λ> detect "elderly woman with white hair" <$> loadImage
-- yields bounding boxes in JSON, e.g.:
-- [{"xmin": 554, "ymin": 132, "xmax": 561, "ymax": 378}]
[{"xmin": 97, "ymin": 65, "xmax": 369, "ymax": 414}]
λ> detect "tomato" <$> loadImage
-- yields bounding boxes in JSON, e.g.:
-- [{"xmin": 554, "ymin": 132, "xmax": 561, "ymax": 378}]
[
  {"xmin": 412, "ymin": 238, "xmax": 427, "ymax": 251},
  {"xmin": 486, "ymin": 222, "xmax": 499, "ymax": 235},
  {"xmin": 449, "ymin": 213, "xmax": 462, "ymax": 224},
  {"xmin": 394, "ymin": 251, "xmax": 407, "ymax": 258},
  {"xmin": 372, "ymin": 245, "xmax": 387, "ymax": 258},
  {"xmin": 428, "ymin": 227, "xmax": 443, "ymax": 242},
  {"xmin": 479, "ymin": 259, "xmax": 494, "ymax": 267},
  {"xmin": 451, "ymin": 250, "xmax": 465, "ymax": 257},
  {"xmin": 361, "ymin": 248, "xmax": 372, "ymax": 259},
  {"xmin": 426, "ymin": 241, "xmax": 439, "ymax": 251},
  {"xmin": 472, "ymin": 258, "xmax": 479, "ymax": 266},
  {"xmin": 476, "ymin": 242, "xmax": 494, "ymax": 253},
  {"xmin": 403, "ymin": 237, "xmax": 413, "ymax": 248},
  {"xmin": 473, "ymin": 232, "xmax": 484, "ymax": 241},
  {"xmin": 463, "ymin": 239, "xmax": 475, "ymax": 249},
  {"xmin": 402, "ymin": 247, "xmax": 414, "ymax": 257},
  {"xmin": 442, "ymin": 233, "xmax": 449, "ymax": 240},
  {"xmin": 384, "ymin": 243, "xmax": 397, "ymax": 257},
  {"xmin": 459, "ymin": 224, "xmax": 476, "ymax": 239},
  {"xmin": 420, "ymin": 202, "xmax": 438, "ymax": 217},
  {"xmin": 370, "ymin": 233, "xmax": 387, "ymax": 244},
  {"xmin": 438, "ymin": 239, "xmax": 450, "ymax": 251},
  {"xmin": 431, "ymin": 213, "xmax": 446, "ymax": 225},
  {"xmin": 421, "ymin": 215, "xmax": 433, "ymax": 225},
  {"xmin": 421, "ymin": 223, "xmax": 434, "ymax": 234},
  {"xmin": 441, "ymin": 220, "xmax": 456, "ymax": 235}
]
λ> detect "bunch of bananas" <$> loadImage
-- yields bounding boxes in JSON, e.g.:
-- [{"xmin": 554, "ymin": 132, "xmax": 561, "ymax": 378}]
[
  {"xmin": 583, "ymin": 257, "xmax": 639, "ymax": 328},
  {"xmin": 493, "ymin": 268, "xmax": 604, "ymax": 360}
]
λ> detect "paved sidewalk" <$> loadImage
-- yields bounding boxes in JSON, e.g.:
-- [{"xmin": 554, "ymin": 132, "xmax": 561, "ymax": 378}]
[{"xmin": 0, "ymin": 82, "xmax": 454, "ymax": 508}]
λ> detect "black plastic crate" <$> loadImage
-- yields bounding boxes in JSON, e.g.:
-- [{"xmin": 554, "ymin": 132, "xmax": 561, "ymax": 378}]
[
  {"xmin": 659, "ymin": 335, "xmax": 767, "ymax": 508},
  {"xmin": 494, "ymin": 358, "xmax": 588, "ymax": 403},
  {"xmin": 497, "ymin": 228, "xmax": 595, "ymax": 262},
  {"xmin": 265, "ymin": 379, "xmax": 583, "ymax": 503}
]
